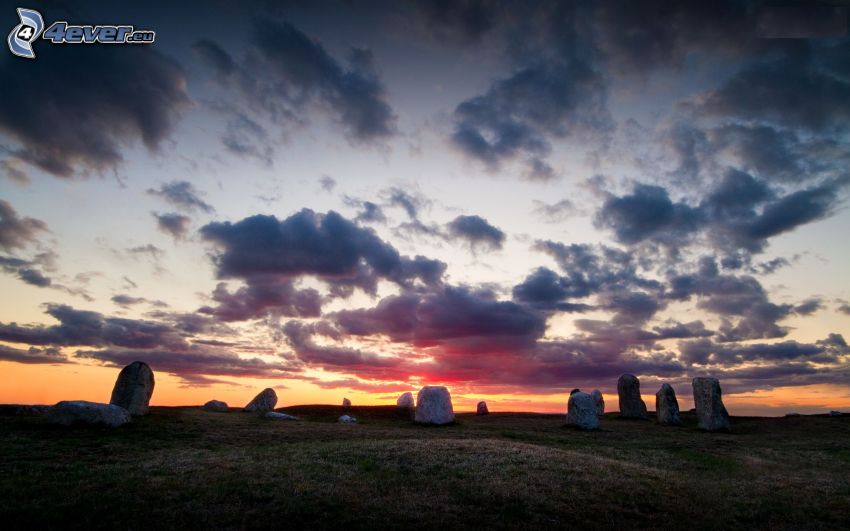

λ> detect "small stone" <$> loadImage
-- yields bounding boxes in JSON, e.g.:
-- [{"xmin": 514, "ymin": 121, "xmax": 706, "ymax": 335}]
[
  {"xmin": 338, "ymin": 415, "xmax": 357, "ymax": 423},
  {"xmin": 617, "ymin": 374, "xmax": 648, "ymax": 419},
  {"xmin": 397, "ymin": 392, "xmax": 414, "ymax": 409},
  {"xmin": 476, "ymin": 401, "xmax": 489, "ymax": 415},
  {"xmin": 342, "ymin": 397, "xmax": 351, "ymax": 409},
  {"xmin": 655, "ymin": 383, "xmax": 683, "ymax": 426},
  {"xmin": 109, "ymin": 361, "xmax": 155, "ymax": 416},
  {"xmin": 829, "ymin": 410, "xmax": 842, "ymax": 417},
  {"xmin": 692, "ymin": 377, "xmax": 731, "ymax": 432},
  {"xmin": 591, "ymin": 389, "xmax": 605, "ymax": 416},
  {"xmin": 414, "ymin": 386, "xmax": 454, "ymax": 425},
  {"xmin": 202, "ymin": 400, "xmax": 229, "ymax": 412},
  {"xmin": 244, "ymin": 388, "xmax": 277, "ymax": 413},
  {"xmin": 47, "ymin": 401, "xmax": 131, "ymax": 428},
  {"xmin": 265, "ymin": 412, "xmax": 298, "ymax": 421},
  {"xmin": 566, "ymin": 392, "xmax": 599, "ymax": 430},
  {"xmin": 785, "ymin": 412, "xmax": 801, "ymax": 417}
]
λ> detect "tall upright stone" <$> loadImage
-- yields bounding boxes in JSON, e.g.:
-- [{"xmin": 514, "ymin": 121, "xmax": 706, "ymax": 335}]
[
  {"xmin": 244, "ymin": 388, "xmax": 277, "ymax": 413},
  {"xmin": 693, "ymin": 377, "xmax": 731, "ymax": 431},
  {"xmin": 476, "ymin": 401, "xmax": 489, "ymax": 415},
  {"xmin": 617, "ymin": 373, "xmax": 647, "ymax": 419},
  {"xmin": 397, "ymin": 392, "xmax": 414, "ymax": 409},
  {"xmin": 567, "ymin": 391, "xmax": 599, "ymax": 430},
  {"xmin": 655, "ymin": 383, "xmax": 682, "ymax": 426},
  {"xmin": 109, "ymin": 361, "xmax": 155, "ymax": 416},
  {"xmin": 342, "ymin": 397, "xmax": 351, "ymax": 410},
  {"xmin": 414, "ymin": 386, "xmax": 454, "ymax": 425},
  {"xmin": 591, "ymin": 389, "xmax": 605, "ymax": 416}
]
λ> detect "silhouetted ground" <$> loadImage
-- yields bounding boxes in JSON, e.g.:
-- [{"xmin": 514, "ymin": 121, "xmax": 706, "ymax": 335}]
[{"xmin": 1, "ymin": 405, "xmax": 849, "ymax": 529}]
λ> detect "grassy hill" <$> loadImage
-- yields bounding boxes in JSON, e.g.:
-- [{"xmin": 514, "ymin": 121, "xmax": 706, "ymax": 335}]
[{"xmin": 1, "ymin": 405, "xmax": 849, "ymax": 529}]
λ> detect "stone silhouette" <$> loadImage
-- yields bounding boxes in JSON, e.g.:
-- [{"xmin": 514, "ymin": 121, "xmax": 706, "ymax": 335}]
[
  {"xmin": 202, "ymin": 400, "xmax": 229, "ymax": 412},
  {"xmin": 244, "ymin": 388, "xmax": 278, "ymax": 413},
  {"xmin": 338, "ymin": 415, "xmax": 357, "ymax": 423},
  {"xmin": 415, "ymin": 386, "xmax": 454, "ymax": 425},
  {"xmin": 342, "ymin": 397, "xmax": 351, "ymax": 409},
  {"xmin": 476, "ymin": 401, "xmax": 489, "ymax": 415},
  {"xmin": 693, "ymin": 377, "xmax": 731, "ymax": 431},
  {"xmin": 567, "ymin": 391, "xmax": 599, "ymax": 430},
  {"xmin": 47, "ymin": 401, "xmax": 131, "ymax": 428},
  {"xmin": 655, "ymin": 384, "xmax": 682, "ymax": 426},
  {"xmin": 617, "ymin": 374, "xmax": 648, "ymax": 419},
  {"xmin": 397, "ymin": 392, "xmax": 414, "ymax": 409},
  {"xmin": 109, "ymin": 361, "xmax": 155, "ymax": 416},
  {"xmin": 265, "ymin": 411, "xmax": 297, "ymax": 420},
  {"xmin": 591, "ymin": 389, "xmax": 605, "ymax": 416}
]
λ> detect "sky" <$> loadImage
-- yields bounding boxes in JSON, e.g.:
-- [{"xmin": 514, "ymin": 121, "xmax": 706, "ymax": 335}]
[{"xmin": 1, "ymin": 0, "xmax": 849, "ymax": 415}]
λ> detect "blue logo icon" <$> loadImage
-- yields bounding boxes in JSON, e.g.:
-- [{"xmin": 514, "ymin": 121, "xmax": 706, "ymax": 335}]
[{"xmin": 7, "ymin": 7, "xmax": 44, "ymax": 58}]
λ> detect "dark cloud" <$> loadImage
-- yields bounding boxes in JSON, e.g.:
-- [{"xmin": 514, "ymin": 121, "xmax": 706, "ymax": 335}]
[
  {"xmin": 16, "ymin": 268, "xmax": 51, "ymax": 287},
  {"xmin": 511, "ymin": 267, "xmax": 594, "ymax": 313},
  {"xmin": 148, "ymin": 181, "xmax": 214, "ymax": 214},
  {"xmin": 0, "ymin": 344, "xmax": 66, "ymax": 365},
  {"xmin": 0, "ymin": 199, "xmax": 47, "ymax": 251},
  {"xmin": 445, "ymin": 215, "xmax": 505, "ymax": 252},
  {"xmin": 111, "ymin": 295, "xmax": 167, "ymax": 308},
  {"xmin": 318, "ymin": 175, "xmax": 337, "ymax": 192},
  {"xmin": 344, "ymin": 197, "xmax": 386, "ymax": 224},
  {"xmin": 794, "ymin": 298, "xmax": 823, "ymax": 316},
  {"xmin": 0, "ymin": 45, "xmax": 189, "ymax": 177},
  {"xmin": 200, "ymin": 209, "xmax": 445, "ymax": 296},
  {"xmin": 196, "ymin": 19, "xmax": 396, "ymax": 146},
  {"xmin": 413, "ymin": 0, "xmax": 500, "ymax": 44},
  {"xmin": 532, "ymin": 199, "xmax": 577, "ymax": 223},
  {"xmin": 153, "ymin": 213, "xmax": 191, "ymax": 240},
  {"xmin": 199, "ymin": 278, "xmax": 321, "ymax": 321},
  {"xmin": 679, "ymin": 334, "xmax": 849, "ymax": 365}
]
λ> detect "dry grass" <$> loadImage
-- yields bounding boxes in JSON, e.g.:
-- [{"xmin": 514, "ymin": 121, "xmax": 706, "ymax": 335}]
[{"xmin": 1, "ymin": 406, "xmax": 849, "ymax": 529}]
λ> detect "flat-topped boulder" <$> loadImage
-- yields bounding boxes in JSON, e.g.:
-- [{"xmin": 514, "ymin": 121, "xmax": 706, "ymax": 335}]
[
  {"xmin": 397, "ymin": 392, "xmax": 414, "ymax": 409},
  {"xmin": 591, "ymin": 389, "xmax": 605, "ymax": 416},
  {"xmin": 693, "ymin": 377, "xmax": 731, "ymax": 431},
  {"xmin": 202, "ymin": 400, "xmax": 229, "ymax": 412},
  {"xmin": 655, "ymin": 383, "xmax": 682, "ymax": 426},
  {"xmin": 415, "ymin": 386, "xmax": 454, "ymax": 425},
  {"xmin": 567, "ymin": 392, "xmax": 599, "ymax": 430},
  {"xmin": 476, "ymin": 401, "xmax": 489, "ymax": 415},
  {"xmin": 47, "ymin": 401, "xmax": 131, "ymax": 428},
  {"xmin": 265, "ymin": 411, "xmax": 298, "ymax": 421},
  {"xmin": 617, "ymin": 374, "xmax": 648, "ymax": 419},
  {"xmin": 109, "ymin": 361, "xmax": 155, "ymax": 416},
  {"xmin": 244, "ymin": 388, "xmax": 277, "ymax": 413}
]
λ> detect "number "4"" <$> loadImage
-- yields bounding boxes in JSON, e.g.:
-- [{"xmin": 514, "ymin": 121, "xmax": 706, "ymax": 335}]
[{"xmin": 17, "ymin": 25, "xmax": 35, "ymax": 41}]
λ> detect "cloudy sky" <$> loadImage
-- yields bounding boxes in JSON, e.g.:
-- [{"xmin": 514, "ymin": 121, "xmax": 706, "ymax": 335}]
[{"xmin": 1, "ymin": 0, "xmax": 849, "ymax": 414}]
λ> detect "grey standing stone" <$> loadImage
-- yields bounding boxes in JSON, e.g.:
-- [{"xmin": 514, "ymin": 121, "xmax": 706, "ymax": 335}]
[
  {"xmin": 265, "ymin": 411, "xmax": 297, "ymax": 421},
  {"xmin": 202, "ymin": 400, "xmax": 229, "ymax": 412},
  {"xmin": 567, "ymin": 392, "xmax": 599, "ymax": 430},
  {"xmin": 47, "ymin": 401, "xmax": 131, "ymax": 428},
  {"xmin": 476, "ymin": 401, "xmax": 489, "ymax": 415},
  {"xmin": 655, "ymin": 383, "xmax": 683, "ymax": 426},
  {"xmin": 617, "ymin": 374, "xmax": 647, "ymax": 419},
  {"xmin": 397, "ymin": 392, "xmax": 414, "ymax": 409},
  {"xmin": 415, "ymin": 386, "xmax": 454, "ymax": 425},
  {"xmin": 692, "ymin": 377, "xmax": 731, "ymax": 431},
  {"xmin": 109, "ymin": 361, "xmax": 155, "ymax": 416},
  {"xmin": 591, "ymin": 389, "xmax": 605, "ymax": 416},
  {"xmin": 244, "ymin": 388, "xmax": 278, "ymax": 413},
  {"xmin": 342, "ymin": 397, "xmax": 351, "ymax": 409}
]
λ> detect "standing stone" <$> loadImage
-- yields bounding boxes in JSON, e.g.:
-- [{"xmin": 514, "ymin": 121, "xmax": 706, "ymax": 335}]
[
  {"xmin": 202, "ymin": 400, "xmax": 229, "ymax": 412},
  {"xmin": 591, "ymin": 389, "xmax": 605, "ymax": 416},
  {"xmin": 617, "ymin": 374, "xmax": 648, "ymax": 419},
  {"xmin": 476, "ymin": 401, "xmax": 489, "ymax": 415},
  {"xmin": 655, "ymin": 384, "xmax": 683, "ymax": 426},
  {"xmin": 567, "ymin": 392, "xmax": 599, "ymax": 430},
  {"xmin": 244, "ymin": 388, "xmax": 277, "ymax": 413},
  {"xmin": 109, "ymin": 361, "xmax": 155, "ymax": 416},
  {"xmin": 47, "ymin": 401, "xmax": 131, "ymax": 428},
  {"xmin": 693, "ymin": 377, "xmax": 731, "ymax": 431},
  {"xmin": 342, "ymin": 397, "xmax": 351, "ymax": 410},
  {"xmin": 414, "ymin": 386, "xmax": 454, "ymax": 425},
  {"xmin": 397, "ymin": 392, "xmax": 414, "ymax": 409}
]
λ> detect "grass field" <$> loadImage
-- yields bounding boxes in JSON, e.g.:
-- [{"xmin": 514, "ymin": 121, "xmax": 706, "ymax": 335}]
[{"xmin": 2, "ymin": 405, "xmax": 849, "ymax": 530}]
